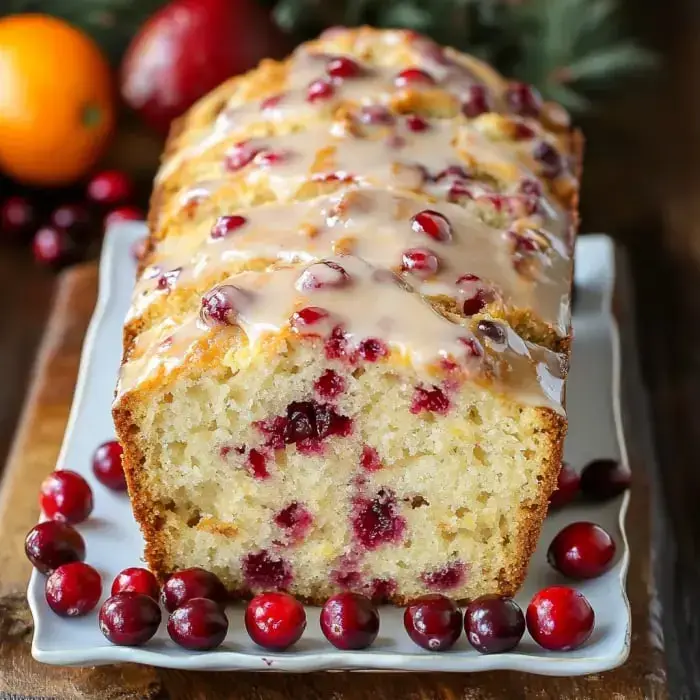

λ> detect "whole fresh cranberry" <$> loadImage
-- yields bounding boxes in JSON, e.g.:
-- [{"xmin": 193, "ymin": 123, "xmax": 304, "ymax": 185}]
[
  {"xmin": 327, "ymin": 56, "xmax": 362, "ymax": 79},
  {"xmin": 161, "ymin": 567, "xmax": 227, "ymax": 612},
  {"xmin": 45, "ymin": 562, "xmax": 102, "ymax": 617},
  {"xmin": 307, "ymin": 79, "xmax": 335, "ymax": 102},
  {"xmin": 462, "ymin": 84, "xmax": 490, "ymax": 118},
  {"xmin": 403, "ymin": 594, "xmax": 462, "ymax": 651},
  {"xmin": 39, "ymin": 470, "xmax": 93, "ymax": 524},
  {"xmin": 547, "ymin": 521, "xmax": 616, "ymax": 579},
  {"xmin": 0, "ymin": 195, "xmax": 36, "ymax": 237},
  {"xmin": 527, "ymin": 586, "xmax": 595, "ymax": 651},
  {"xmin": 32, "ymin": 226, "xmax": 74, "ymax": 267},
  {"xmin": 111, "ymin": 567, "xmax": 160, "ymax": 600},
  {"xmin": 87, "ymin": 170, "xmax": 133, "ymax": 205},
  {"xmin": 395, "ymin": 67, "xmax": 435, "ymax": 88},
  {"xmin": 245, "ymin": 592, "xmax": 306, "ymax": 651},
  {"xmin": 320, "ymin": 592, "xmax": 379, "ymax": 650},
  {"xmin": 104, "ymin": 206, "xmax": 144, "ymax": 229},
  {"xmin": 167, "ymin": 598, "xmax": 228, "ymax": 651},
  {"xmin": 505, "ymin": 82, "xmax": 542, "ymax": 116},
  {"xmin": 25, "ymin": 521, "xmax": 86, "ymax": 574},
  {"xmin": 549, "ymin": 461, "xmax": 580, "ymax": 509},
  {"xmin": 50, "ymin": 203, "xmax": 91, "ymax": 234},
  {"xmin": 464, "ymin": 595, "xmax": 525, "ymax": 654},
  {"xmin": 100, "ymin": 592, "xmax": 162, "ymax": 646},
  {"xmin": 92, "ymin": 440, "xmax": 127, "ymax": 491},
  {"xmin": 580, "ymin": 458, "xmax": 631, "ymax": 501}
]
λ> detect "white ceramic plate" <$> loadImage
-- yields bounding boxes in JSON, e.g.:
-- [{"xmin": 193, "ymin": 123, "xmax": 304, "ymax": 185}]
[{"xmin": 28, "ymin": 225, "xmax": 631, "ymax": 674}]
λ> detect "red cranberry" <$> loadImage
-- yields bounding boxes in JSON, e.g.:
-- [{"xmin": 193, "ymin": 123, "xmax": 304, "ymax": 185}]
[
  {"xmin": 112, "ymin": 567, "xmax": 160, "ymax": 600},
  {"xmin": 327, "ymin": 56, "xmax": 362, "ymax": 79},
  {"xmin": 314, "ymin": 369, "xmax": 346, "ymax": 400},
  {"xmin": 513, "ymin": 121, "xmax": 536, "ymax": 140},
  {"xmin": 161, "ymin": 567, "xmax": 227, "ymax": 612},
  {"xmin": 246, "ymin": 448, "xmax": 270, "ymax": 480},
  {"xmin": 274, "ymin": 502, "xmax": 313, "ymax": 543},
  {"xmin": 291, "ymin": 306, "xmax": 330, "ymax": 330},
  {"xmin": 168, "ymin": 598, "xmax": 229, "ymax": 651},
  {"xmin": 405, "ymin": 114, "xmax": 430, "ymax": 132},
  {"xmin": 105, "ymin": 206, "xmax": 144, "ymax": 228},
  {"xmin": 39, "ymin": 471, "xmax": 93, "ymax": 525},
  {"xmin": 462, "ymin": 290, "xmax": 489, "ymax": 317},
  {"xmin": 436, "ymin": 165, "xmax": 471, "ymax": 182},
  {"xmin": 50, "ymin": 203, "xmax": 91, "ymax": 233},
  {"xmin": 462, "ymin": 84, "xmax": 490, "ymax": 118},
  {"xmin": 0, "ymin": 195, "xmax": 35, "ymax": 236},
  {"xmin": 45, "ymin": 562, "xmax": 102, "ymax": 617},
  {"xmin": 370, "ymin": 578, "xmax": 397, "ymax": 602},
  {"xmin": 459, "ymin": 336, "xmax": 483, "ymax": 358},
  {"xmin": 320, "ymin": 592, "xmax": 379, "ymax": 650},
  {"xmin": 92, "ymin": 440, "xmax": 127, "ymax": 491},
  {"xmin": 410, "ymin": 386, "xmax": 450, "ymax": 415},
  {"xmin": 255, "ymin": 149, "xmax": 289, "ymax": 166},
  {"xmin": 297, "ymin": 260, "xmax": 351, "ymax": 290},
  {"xmin": 519, "ymin": 177, "xmax": 543, "ymax": 197},
  {"xmin": 547, "ymin": 522, "xmax": 616, "ymax": 580},
  {"xmin": 358, "ymin": 337, "xmax": 388, "ymax": 362},
  {"xmin": 260, "ymin": 93, "xmax": 283, "ymax": 111},
  {"xmin": 211, "ymin": 214, "xmax": 247, "ymax": 239},
  {"xmin": 99, "ymin": 592, "xmax": 162, "ymax": 646},
  {"xmin": 359, "ymin": 105, "xmax": 395, "ymax": 125},
  {"xmin": 360, "ymin": 445, "xmax": 383, "ymax": 472},
  {"xmin": 352, "ymin": 489, "xmax": 406, "ymax": 550},
  {"xmin": 505, "ymin": 82, "xmax": 542, "ymax": 117},
  {"xmin": 580, "ymin": 458, "xmax": 631, "ymax": 501},
  {"xmin": 421, "ymin": 561, "xmax": 466, "ymax": 590},
  {"xmin": 87, "ymin": 170, "xmax": 133, "ymax": 205},
  {"xmin": 225, "ymin": 141, "xmax": 261, "ymax": 171},
  {"xmin": 411, "ymin": 209, "xmax": 453, "ymax": 243},
  {"xmin": 526, "ymin": 586, "xmax": 595, "ymax": 651},
  {"xmin": 464, "ymin": 595, "xmax": 525, "ymax": 654},
  {"xmin": 477, "ymin": 319, "xmax": 507, "ymax": 345},
  {"xmin": 32, "ymin": 226, "xmax": 73, "ymax": 266},
  {"xmin": 533, "ymin": 141, "xmax": 563, "ymax": 178},
  {"xmin": 243, "ymin": 550, "xmax": 292, "ymax": 590},
  {"xmin": 25, "ymin": 521, "xmax": 85, "ymax": 574},
  {"xmin": 404, "ymin": 594, "xmax": 462, "ymax": 651},
  {"xmin": 549, "ymin": 462, "xmax": 580, "ymax": 509},
  {"xmin": 395, "ymin": 67, "xmax": 435, "ymax": 88},
  {"xmin": 402, "ymin": 248, "xmax": 440, "ymax": 278},
  {"xmin": 245, "ymin": 592, "xmax": 306, "ymax": 650},
  {"xmin": 307, "ymin": 79, "xmax": 335, "ymax": 102},
  {"xmin": 201, "ymin": 285, "xmax": 245, "ymax": 325}
]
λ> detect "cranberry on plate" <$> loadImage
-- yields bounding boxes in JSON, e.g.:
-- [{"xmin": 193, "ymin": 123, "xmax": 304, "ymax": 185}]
[
  {"xmin": 92, "ymin": 440, "xmax": 127, "ymax": 491},
  {"xmin": 526, "ymin": 586, "xmax": 595, "ymax": 651},
  {"xmin": 25, "ymin": 520, "xmax": 86, "ymax": 574},
  {"xmin": 403, "ymin": 594, "xmax": 462, "ymax": 651},
  {"xmin": 580, "ymin": 458, "xmax": 631, "ymax": 501},
  {"xmin": 464, "ymin": 594, "xmax": 525, "ymax": 654},
  {"xmin": 168, "ymin": 597, "xmax": 229, "ymax": 651},
  {"xmin": 39, "ymin": 470, "xmax": 93, "ymax": 524},
  {"xmin": 45, "ymin": 562, "xmax": 102, "ymax": 617},
  {"xmin": 100, "ymin": 592, "xmax": 162, "ymax": 646},
  {"xmin": 112, "ymin": 567, "xmax": 160, "ymax": 600},
  {"xmin": 161, "ymin": 567, "xmax": 227, "ymax": 612},
  {"xmin": 548, "ymin": 461, "xmax": 580, "ymax": 509},
  {"xmin": 547, "ymin": 521, "xmax": 616, "ymax": 580},
  {"xmin": 320, "ymin": 592, "xmax": 380, "ymax": 650},
  {"xmin": 245, "ymin": 591, "xmax": 306, "ymax": 651}
]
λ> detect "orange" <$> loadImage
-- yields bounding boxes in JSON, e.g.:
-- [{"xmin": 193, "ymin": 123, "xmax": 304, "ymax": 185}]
[{"xmin": 0, "ymin": 15, "xmax": 115, "ymax": 186}]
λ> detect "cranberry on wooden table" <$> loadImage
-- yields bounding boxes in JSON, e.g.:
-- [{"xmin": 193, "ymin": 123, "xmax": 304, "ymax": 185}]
[
  {"xmin": 112, "ymin": 567, "xmax": 160, "ymax": 600},
  {"xmin": 547, "ymin": 521, "xmax": 616, "ymax": 579},
  {"xmin": 161, "ymin": 567, "xmax": 227, "ymax": 612},
  {"xmin": 403, "ymin": 594, "xmax": 462, "ymax": 651},
  {"xmin": 526, "ymin": 586, "xmax": 595, "ymax": 651},
  {"xmin": 168, "ymin": 598, "xmax": 229, "ymax": 651},
  {"xmin": 86, "ymin": 169, "xmax": 133, "ymax": 205},
  {"xmin": 464, "ymin": 594, "xmax": 525, "ymax": 654},
  {"xmin": 45, "ymin": 562, "xmax": 102, "ymax": 617},
  {"xmin": 39, "ymin": 470, "xmax": 93, "ymax": 524},
  {"xmin": 580, "ymin": 458, "xmax": 631, "ymax": 501},
  {"xmin": 92, "ymin": 440, "xmax": 127, "ymax": 491},
  {"xmin": 50, "ymin": 203, "xmax": 91, "ymax": 233},
  {"xmin": 549, "ymin": 461, "xmax": 580, "ymax": 509},
  {"xmin": 245, "ymin": 592, "xmax": 306, "ymax": 651},
  {"xmin": 25, "ymin": 521, "xmax": 86, "ymax": 574},
  {"xmin": 320, "ymin": 592, "xmax": 380, "ymax": 650},
  {"xmin": 0, "ymin": 195, "xmax": 36, "ymax": 236},
  {"xmin": 100, "ymin": 592, "xmax": 162, "ymax": 646},
  {"xmin": 32, "ymin": 226, "xmax": 74, "ymax": 267}
]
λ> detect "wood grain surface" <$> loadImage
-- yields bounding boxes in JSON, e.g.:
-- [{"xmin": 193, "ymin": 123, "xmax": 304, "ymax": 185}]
[{"xmin": 0, "ymin": 260, "xmax": 668, "ymax": 699}]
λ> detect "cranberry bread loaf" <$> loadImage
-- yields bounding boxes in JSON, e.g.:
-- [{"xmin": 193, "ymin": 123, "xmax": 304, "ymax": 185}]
[{"xmin": 113, "ymin": 26, "xmax": 580, "ymax": 605}]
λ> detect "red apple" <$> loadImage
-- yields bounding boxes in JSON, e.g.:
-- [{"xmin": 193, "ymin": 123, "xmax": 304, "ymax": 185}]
[{"xmin": 120, "ymin": 0, "xmax": 288, "ymax": 134}]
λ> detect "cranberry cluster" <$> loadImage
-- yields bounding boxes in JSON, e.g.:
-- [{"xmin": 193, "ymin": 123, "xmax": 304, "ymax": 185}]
[{"xmin": 0, "ymin": 169, "xmax": 144, "ymax": 269}]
